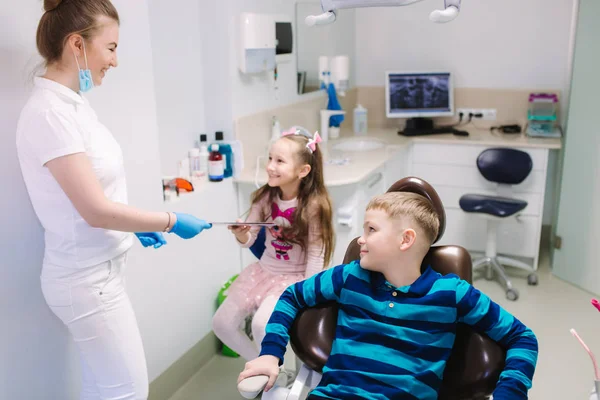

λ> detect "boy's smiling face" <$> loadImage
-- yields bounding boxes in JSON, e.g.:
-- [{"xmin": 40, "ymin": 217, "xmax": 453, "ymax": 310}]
[{"xmin": 357, "ymin": 209, "xmax": 413, "ymax": 272}]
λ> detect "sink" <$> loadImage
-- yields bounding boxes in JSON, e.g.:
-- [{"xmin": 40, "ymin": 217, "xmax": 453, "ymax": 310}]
[{"xmin": 332, "ymin": 138, "xmax": 385, "ymax": 152}]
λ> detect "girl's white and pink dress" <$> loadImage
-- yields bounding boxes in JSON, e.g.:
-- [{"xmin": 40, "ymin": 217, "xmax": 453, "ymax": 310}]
[{"xmin": 228, "ymin": 195, "xmax": 325, "ymax": 313}]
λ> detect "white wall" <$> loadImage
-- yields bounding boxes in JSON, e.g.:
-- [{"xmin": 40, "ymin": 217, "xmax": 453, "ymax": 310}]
[
  {"xmin": 230, "ymin": 0, "xmax": 304, "ymax": 119},
  {"xmin": 147, "ymin": 0, "xmax": 355, "ymax": 143},
  {"xmin": 229, "ymin": 0, "xmax": 355, "ymax": 119},
  {"xmin": 355, "ymin": 0, "xmax": 574, "ymax": 91},
  {"xmin": 355, "ymin": 0, "xmax": 574, "ymax": 226},
  {"xmin": 0, "ymin": 2, "xmax": 80, "ymax": 398},
  {"xmin": 148, "ymin": 0, "xmax": 207, "ymax": 176},
  {"xmin": 1, "ymin": 1, "xmax": 241, "ymax": 398},
  {"xmin": 199, "ymin": 0, "xmax": 235, "ymax": 139}
]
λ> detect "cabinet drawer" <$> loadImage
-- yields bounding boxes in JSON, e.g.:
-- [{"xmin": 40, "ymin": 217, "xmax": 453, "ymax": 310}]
[
  {"xmin": 412, "ymin": 163, "xmax": 546, "ymax": 194},
  {"xmin": 438, "ymin": 209, "xmax": 540, "ymax": 258},
  {"xmin": 412, "ymin": 143, "xmax": 548, "ymax": 171},
  {"xmin": 434, "ymin": 185, "xmax": 542, "ymax": 216}
]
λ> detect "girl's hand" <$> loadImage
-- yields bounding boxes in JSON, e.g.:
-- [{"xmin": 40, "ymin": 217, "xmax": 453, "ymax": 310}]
[
  {"xmin": 228, "ymin": 219, "xmax": 251, "ymax": 243},
  {"xmin": 237, "ymin": 355, "xmax": 280, "ymax": 392}
]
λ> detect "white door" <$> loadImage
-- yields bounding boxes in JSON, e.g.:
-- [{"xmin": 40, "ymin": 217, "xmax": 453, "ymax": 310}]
[{"xmin": 552, "ymin": 0, "xmax": 600, "ymax": 295}]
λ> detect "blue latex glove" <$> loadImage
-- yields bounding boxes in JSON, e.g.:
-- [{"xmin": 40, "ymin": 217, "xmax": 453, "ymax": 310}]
[
  {"xmin": 170, "ymin": 213, "xmax": 212, "ymax": 239},
  {"xmin": 135, "ymin": 232, "xmax": 167, "ymax": 249}
]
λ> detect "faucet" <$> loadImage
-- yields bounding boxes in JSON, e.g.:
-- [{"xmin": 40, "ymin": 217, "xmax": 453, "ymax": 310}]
[{"xmin": 320, "ymin": 109, "xmax": 346, "ymax": 142}]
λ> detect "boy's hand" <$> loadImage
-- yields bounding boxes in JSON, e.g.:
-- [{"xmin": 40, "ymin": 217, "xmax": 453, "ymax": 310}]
[
  {"xmin": 237, "ymin": 355, "xmax": 280, "ymax": 392},
  {"xmin": 228, "ymin": 219, "xmax": 251, "ymax": 243}
]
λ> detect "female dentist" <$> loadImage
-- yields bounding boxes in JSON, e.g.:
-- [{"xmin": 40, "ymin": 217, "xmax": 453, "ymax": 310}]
[{"xmin": 16, "ymin": 1, "xmax": 208, "ymax": 399}]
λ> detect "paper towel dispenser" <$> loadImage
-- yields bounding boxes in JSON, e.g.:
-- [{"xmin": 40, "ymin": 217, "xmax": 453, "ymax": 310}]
[{"xmin": 239, "ymin": 13, "xmax": 276, "ymax": 74}]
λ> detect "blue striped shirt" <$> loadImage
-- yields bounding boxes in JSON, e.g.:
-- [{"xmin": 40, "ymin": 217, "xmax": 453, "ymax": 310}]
[{"xmin": 260, "ymin": 261, "xmax": 538, "ymax": 400}]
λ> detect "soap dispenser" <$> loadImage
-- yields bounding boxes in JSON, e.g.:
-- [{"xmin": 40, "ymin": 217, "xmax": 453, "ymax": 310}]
[{"xmin": 353, "ymin": 104, "xmax": 368, "ymax": 135}]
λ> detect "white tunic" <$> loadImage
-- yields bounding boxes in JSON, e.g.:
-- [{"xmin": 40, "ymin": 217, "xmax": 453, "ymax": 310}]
[{"xmin": 16, "ymin": 77, "xmax": 133, "ymax": 269}]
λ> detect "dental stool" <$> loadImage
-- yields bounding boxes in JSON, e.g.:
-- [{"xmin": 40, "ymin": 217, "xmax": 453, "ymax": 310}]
[
  {"xmin": 459, "ymin": 148, "xmax": 538, "ymax": 302},
  {"xmin": 238, "ymin": 177, "xmax": 506, "ymax": 400}
]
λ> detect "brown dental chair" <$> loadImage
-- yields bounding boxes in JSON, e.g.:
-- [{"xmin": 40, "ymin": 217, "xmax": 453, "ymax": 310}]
[{"xmin": 239, "ymin": 177, "xmax": 506, "ymax": 400}]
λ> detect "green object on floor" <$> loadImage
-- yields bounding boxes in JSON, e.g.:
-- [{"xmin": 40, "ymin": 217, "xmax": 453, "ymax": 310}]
[{"xmin": 217, "ymin": 274, "xmax": 240, "ymax": 358}]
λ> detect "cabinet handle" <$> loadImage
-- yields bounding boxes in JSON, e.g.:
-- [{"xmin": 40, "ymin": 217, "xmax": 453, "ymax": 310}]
[{"xmin": 367, "ymin": 173, "xmax": 383, "ymax": 189}]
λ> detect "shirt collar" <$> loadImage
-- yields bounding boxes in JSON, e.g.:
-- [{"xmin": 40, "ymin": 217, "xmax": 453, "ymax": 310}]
[
  {"xmin": 370, "ymin": 265, "xmax": 439, "ymax": 296},
  {"xmin": 34, "ymin": 77, "xmax": 84, "ymax": 105}
]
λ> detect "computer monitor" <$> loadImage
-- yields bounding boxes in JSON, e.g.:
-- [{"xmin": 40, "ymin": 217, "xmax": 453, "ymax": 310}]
[{"xmin": 385, "ymin": 71, "xmax": 454, "ymax": 118}]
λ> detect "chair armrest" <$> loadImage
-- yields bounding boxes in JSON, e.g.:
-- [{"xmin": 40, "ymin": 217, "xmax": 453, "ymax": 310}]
[
  {"xmin": 439, "ymin": 324, "xmax": 506, "ymax": 400},
  {"xmin": 289, "ymin": 302, "xmax": 338, "ymax": 373},
  {"xmin": 238, "ymin": 375, "xmax": 269, "ymax": 399}
]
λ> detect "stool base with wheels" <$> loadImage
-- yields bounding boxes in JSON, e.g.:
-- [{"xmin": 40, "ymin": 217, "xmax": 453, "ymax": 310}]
[{"xmin": 460, "ymin": 194, "xmax": 538, "ymax": 301}]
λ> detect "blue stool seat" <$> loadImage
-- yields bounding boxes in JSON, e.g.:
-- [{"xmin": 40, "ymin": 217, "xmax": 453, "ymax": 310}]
[{"xmin": 459, "ymin": 194, "xmax": 527, "ymax": 218}]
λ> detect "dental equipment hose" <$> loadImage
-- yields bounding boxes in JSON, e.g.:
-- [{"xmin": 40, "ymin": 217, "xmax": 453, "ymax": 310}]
[{"xmin": 570, "ymin": 329, "xmax": 600, "ymax": 381}]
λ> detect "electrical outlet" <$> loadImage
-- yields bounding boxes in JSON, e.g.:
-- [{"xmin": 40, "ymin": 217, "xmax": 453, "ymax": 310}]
[{"xmin": 457, "ymin": 108, "xmax": 497, "ymax": 121}]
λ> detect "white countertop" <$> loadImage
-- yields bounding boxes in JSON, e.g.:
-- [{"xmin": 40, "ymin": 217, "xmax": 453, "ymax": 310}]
[{"xmin": 235, "ymin": 127, "xmax": 562, "ymax": 187}]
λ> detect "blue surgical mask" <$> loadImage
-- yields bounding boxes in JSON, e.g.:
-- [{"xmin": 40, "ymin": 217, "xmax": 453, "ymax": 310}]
[{"xmin": 73, "ymin": 41, "xmax": 94, "ymax": 93}]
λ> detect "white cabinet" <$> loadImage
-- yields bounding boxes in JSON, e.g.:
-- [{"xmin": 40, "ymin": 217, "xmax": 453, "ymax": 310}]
[
  {"xmin": 382, "ymin": 145, "xmax": 410, "ymax": 190},
  {"xmin": 409, "ymin": 142, "xmax": 549, "ymax": 269}
]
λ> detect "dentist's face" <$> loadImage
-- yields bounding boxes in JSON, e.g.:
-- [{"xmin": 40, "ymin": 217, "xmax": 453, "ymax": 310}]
[{"xmin": 83, "ymin": 16, "xmax": 119, "ymax": 86}]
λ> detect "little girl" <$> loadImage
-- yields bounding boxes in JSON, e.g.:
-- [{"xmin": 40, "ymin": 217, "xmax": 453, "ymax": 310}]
[{"xmin": 212, "ymin": 130, "xmax": 334, "ymax": 361}]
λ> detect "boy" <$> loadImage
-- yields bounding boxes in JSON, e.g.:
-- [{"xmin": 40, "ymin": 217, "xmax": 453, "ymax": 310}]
[{"xmin": 238, "ymin": 192, "xmax": 538, "ymax": 399}]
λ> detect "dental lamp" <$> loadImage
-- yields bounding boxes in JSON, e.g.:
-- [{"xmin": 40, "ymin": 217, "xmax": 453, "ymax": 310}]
[{"xmin": 306, "ymin": 0, "xmax": 462, "ymax": 26}]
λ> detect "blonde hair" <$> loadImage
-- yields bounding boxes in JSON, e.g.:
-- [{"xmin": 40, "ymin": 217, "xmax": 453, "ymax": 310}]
[
  {"xmin": 366, "ymin": 192, "xmax": 440, "ymax": 245},
  {"xmin": 37, "ymin": 0, "xmax": 120, "ymax": 67}
]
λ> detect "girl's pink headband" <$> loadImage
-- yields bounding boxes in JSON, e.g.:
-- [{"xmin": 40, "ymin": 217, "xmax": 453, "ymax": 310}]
[{"xmin": 281, "ymin": 129, "xmax": 322, "ymax": 153}]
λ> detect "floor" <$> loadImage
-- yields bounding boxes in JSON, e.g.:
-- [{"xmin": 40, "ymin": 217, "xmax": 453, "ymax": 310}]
[{"xmin": 169, "ymin": 248, "xmax": 600, "ymax": 400}]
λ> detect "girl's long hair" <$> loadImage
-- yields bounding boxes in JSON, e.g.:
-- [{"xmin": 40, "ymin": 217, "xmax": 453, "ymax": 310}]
[{"xmin": 251, "ymin": 134, "xmax": 334, "ymax": 267}]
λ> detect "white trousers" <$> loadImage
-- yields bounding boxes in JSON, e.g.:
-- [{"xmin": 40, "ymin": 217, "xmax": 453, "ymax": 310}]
[{"xmin": 41, "ymin": 252, "xmax": 148, "ymax": 400}]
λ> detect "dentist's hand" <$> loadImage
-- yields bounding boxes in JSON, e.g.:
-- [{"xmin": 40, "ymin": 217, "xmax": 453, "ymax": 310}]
[
  {"xmin": 170, "ymin": 213, "xmax": 212, "ymax": 239},
  {"xmin": 135, "ymin": 232, "xmax": 167, "ymax": 249}
]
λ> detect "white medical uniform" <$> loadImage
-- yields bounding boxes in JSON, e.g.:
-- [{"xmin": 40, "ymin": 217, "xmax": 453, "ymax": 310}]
[{"xmin": 16, "ymin": 77, "xmax": 148, "ymax": 400}]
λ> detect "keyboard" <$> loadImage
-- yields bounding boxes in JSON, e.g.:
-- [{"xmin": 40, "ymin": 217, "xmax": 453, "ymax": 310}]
[{"xmin": 399, "ymin": 127, "xmax": 469, "ymax": 137}]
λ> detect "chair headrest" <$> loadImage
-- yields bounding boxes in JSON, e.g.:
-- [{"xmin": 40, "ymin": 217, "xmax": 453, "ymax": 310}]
[{"xmin": 386, "ymin": 177, "xmax": 446, "ymax": 243}]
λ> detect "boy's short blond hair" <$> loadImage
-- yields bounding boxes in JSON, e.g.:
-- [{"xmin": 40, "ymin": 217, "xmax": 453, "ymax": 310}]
[{"xmin": 366, "ymin": 192, "xmax": 440, "ymax": 245}]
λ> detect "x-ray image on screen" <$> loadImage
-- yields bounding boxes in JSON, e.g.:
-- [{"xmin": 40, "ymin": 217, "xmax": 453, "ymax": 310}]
[{"xmin": 388, "ymin": 73, "xmax": 451, "ymax": 113}]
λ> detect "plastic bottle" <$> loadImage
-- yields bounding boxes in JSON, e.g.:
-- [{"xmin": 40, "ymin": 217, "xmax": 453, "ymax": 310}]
[
  {"xmin": 188, "ymin": 148, "xmax": 201, "ymax": 177},
  {"xmin": 271, "ymin": 116, "xmax": 281, "ymax": 142},
  {"xmin": 199, "ymin": 134, "xmax": 209, "ymax": 175},
  {"xmin": 178, "ymin": 158, "xmax": 190, "ymax": 178},
  {"xmin": 208, "ymin": 144, "xmax": 224, "ymax": 182},
  {"xmin": 214, "ymin": 131, "xmax": 233, "ymax": 178},
  {"xmin": 353, "ymin": 104, "xmax": 368, "ymax": 135}
]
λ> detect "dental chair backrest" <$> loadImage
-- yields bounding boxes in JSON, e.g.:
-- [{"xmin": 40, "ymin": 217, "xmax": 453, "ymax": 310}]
[{"xmin": 287, "ymin": 177, "xmax": 507, "ymax": 400}]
